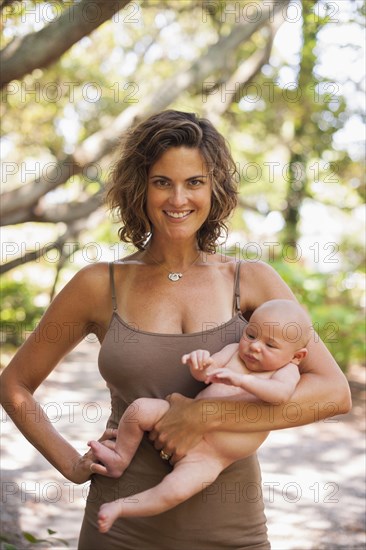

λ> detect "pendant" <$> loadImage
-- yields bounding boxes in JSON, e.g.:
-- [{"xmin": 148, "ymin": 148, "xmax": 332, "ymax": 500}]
[{"xmin": 168, "ymin": 272, "xmax": 182, "ymax": 282}]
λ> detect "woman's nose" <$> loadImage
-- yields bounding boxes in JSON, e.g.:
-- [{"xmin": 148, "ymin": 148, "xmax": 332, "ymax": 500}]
[{"xmin": 168, "ymin": 185, "xmax": 187, "ymax": 207}]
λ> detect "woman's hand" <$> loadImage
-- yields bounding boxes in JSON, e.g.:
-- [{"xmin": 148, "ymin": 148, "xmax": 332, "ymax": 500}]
[
  {"xmin": 149, "ymin": 393, "xmax": 203, "ymax": 464},
  {"xmin": 70, "ymin": 427, "xmax": 118, "ymax": 483}
]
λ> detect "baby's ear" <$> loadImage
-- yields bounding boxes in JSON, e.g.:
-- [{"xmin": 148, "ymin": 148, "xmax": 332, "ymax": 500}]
[{"xmin": 292, "ymin": 348, "xmax": 308, "ymax": 365}]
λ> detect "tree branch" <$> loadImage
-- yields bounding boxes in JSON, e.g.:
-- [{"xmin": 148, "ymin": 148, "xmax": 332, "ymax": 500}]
[
  {"xmin": 237, "ymin": 196, "xmax": 269, "ymax": 215},
  {"xmin": 0, "ymin": 0, "xmax": 17, "ymax": 12},
  {"xmin": 1, "ymin": 0, "xmax": 289, "ymax": 225},
  {"xmin": 202, "ymin": 15, "xmax": 285, "ymax": 121},
  {"xmin": 143, "ymin": 0, "xmax": 289, "ymax": 115},
  {"xmin": 0, "ymin": 0, "xmax": 130, "ymax": 88},
  {"xmin": 33, "ymin": 190, "xmax": 104, "ymax": 224},
  {"xmin": 0, "ymin": 154, "xmax": 79, "ymax": 220},
  {"xmin": 0, "ymin": 220, "xmax": 84, "ymax": 275},
  {"xmin": 2, "ymin": 188, "xmax": 104, "ymax": 226},
  {"xmin": 53, "ymin": 0, "xmax": 291, "ymax": 168}
]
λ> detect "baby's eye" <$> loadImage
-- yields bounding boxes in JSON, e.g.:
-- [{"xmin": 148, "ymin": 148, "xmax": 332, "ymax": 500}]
[
  {"xmin": 246, "ymin": 332, "xmax": 255, "ymax": 340},
  {"xmin": 266, "ymin": 343, "xmax": 276, "ymax": 349}
]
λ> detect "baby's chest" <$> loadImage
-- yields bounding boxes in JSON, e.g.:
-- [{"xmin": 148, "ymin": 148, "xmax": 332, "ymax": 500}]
[{"xmin": 229, "ymin": 354, "xmax": 274, "ymax": 379}]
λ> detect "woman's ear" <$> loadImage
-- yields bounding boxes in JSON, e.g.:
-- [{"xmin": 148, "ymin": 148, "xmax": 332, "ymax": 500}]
[{"xmin": 292, "ymin": 348, "xmax": 308, "ymax": 365}]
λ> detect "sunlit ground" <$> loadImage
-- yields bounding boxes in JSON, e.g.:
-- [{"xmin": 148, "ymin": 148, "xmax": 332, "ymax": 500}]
[{"xmin": 1, "ymin": 341, "xmax": 365, "ymax": 550}]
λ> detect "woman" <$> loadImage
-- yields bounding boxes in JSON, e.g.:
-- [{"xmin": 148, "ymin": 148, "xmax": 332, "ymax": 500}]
[{"xmin": 1, "ymin": 110, "xmax": 351, "ymax": 549}]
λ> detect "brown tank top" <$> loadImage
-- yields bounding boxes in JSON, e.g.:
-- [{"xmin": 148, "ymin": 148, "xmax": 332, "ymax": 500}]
[{"xmin": 78, "ymin": 261, "xmax": 270, "ymax": 550}]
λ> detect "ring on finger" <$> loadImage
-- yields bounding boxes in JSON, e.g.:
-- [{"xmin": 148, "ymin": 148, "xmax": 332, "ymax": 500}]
[{"xmin": 160, "ymin": 450, "xmax": 171, "ymax": 461}]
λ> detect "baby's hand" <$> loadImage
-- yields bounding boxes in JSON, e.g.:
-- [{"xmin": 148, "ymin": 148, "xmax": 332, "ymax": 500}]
[
  {"xmin": 205, "ymin": 368, "xmax": 243, "ymax": 387},
  {"xmin": 182, "ymin": 350, "xmax": 212, "ymax": 371}
]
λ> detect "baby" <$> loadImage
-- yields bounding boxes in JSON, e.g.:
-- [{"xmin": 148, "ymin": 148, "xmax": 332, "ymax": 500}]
[{"xmin": 88, "ymin": 299, "xmax": 311, "ymax": 533}]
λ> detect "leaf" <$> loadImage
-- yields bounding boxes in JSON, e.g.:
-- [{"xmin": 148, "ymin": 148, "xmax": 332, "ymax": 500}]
[
  {"xmin": 4, "ymin": 544, "xmax": 19, "ymax": 550},
  {"xmin": 47, "ymin": 529, "xmax": 57, "ymax": 535},
  {"xmin": 22, "ymin": 532, "xmax": 39, "ymax": 543}
]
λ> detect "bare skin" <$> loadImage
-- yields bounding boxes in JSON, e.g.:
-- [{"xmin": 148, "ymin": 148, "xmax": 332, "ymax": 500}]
[
  {"xmin": 89, "ymin": 389, "xmax": 266, "ymax": 532},
  {"xmin": 0, "ymin": 146, "xmax": 351, "ymax": 495},
  {"xmin": 87, "ymin": 301, "xmax": 307, "ymax": 532}
]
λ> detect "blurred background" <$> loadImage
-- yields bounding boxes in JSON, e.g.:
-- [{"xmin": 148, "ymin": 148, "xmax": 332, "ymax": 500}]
[
  {"xmin": 1, "ymin": 0, "xmax": 365, "ymax": 370},
  {"xmin": 0, "ymin": 0, "xmax": 365, "ymax": 548},
  {"xmin": 1, "ymin": 0, "xmax": 364, "ymax": 371}
]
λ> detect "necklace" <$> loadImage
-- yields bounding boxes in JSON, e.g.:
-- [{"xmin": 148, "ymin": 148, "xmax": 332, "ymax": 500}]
[{"xmin": 146, "ymin": 249, "xmax": 201, "ymax": 282}]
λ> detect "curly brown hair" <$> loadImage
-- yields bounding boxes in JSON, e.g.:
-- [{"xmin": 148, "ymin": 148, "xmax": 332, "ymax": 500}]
[{"xmin": 105, "ymin": 110, "xmax": 238, "ymax": 253}]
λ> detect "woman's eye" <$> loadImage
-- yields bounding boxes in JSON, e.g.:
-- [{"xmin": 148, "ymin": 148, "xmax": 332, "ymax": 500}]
[
  {"xmin": 155, "ymin": 180, "xmax": 170, "ymax": 187},
  {"xmin": 189, "ymin": 179, "xmax": 203, "ymax": 187}
]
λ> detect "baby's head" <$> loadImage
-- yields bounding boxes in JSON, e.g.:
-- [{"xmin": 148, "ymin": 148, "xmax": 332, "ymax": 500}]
[{"xmin": 239, "ymin": 299, "xmax": 312, "ymax": 372}]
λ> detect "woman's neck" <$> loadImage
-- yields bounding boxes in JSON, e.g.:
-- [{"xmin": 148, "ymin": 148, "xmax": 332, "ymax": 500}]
[{"xmin": 143, "ymin": 237, "xmax": 201, "ymax": 269}]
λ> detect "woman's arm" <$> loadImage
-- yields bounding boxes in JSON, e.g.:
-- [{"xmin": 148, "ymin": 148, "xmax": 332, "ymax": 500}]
[
  {"xmin": 0, "ymin": 263, "xmax": 112, "ymax": 483},
  {"xmin": 151, "ymin": 261, "xmax": 352, "ymax": 462}
]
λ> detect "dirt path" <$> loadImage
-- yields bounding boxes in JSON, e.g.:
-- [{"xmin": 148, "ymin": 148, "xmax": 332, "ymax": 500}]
[{"xmin": 1, "ymin": 340, "xmax": 365, "ymax": 550}]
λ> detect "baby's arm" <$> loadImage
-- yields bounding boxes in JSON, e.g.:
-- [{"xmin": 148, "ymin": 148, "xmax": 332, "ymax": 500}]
[
  {"xmin": 182, "ymin": 343, "xmax": 239, "ymax": 382},
  {"xmin": 206, "ymin": 363, "xmax": 300, "ymax": 404}
]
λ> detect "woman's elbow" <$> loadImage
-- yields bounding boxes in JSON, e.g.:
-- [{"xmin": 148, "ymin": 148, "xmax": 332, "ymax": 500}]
[
  {"xmin": 0, "ymin": 379, "xmax": 18, "ymax": 411},
  {"xmin": 332, "ymin": 372, "xmax": 352, "ymax": 415},
  {"xmin": 267, "ymin": 390, "xmax": 293, "ymax": 406},
  {"xmin": 0, "ymin": 370, "xmax": 28, "ymax": 410},
  {"xmin": 337, "ymin": 381, "xmax": 352, "ymax": 415},
  {"xmin": 0, "ymin": 370, "xmax": 12, "ymax": 407}
]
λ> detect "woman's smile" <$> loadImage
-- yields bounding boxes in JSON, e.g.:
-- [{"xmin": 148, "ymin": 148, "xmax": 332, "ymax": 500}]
[{"xmin": 164, "ymin": 209, "xmax": 194, "ymax": 220}]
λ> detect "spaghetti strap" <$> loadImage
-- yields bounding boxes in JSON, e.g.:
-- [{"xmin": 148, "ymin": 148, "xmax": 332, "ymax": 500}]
[
  {"xmin": 88, "ymin": 257, "xmax": 268, "ymax": 549},
  {"xmin": 232, "ymin": 261, "xmax": 242, "ymax": 316},
  {"xmin": 108, "ymin": 262, "xmax": 118, "ymax": 311}
]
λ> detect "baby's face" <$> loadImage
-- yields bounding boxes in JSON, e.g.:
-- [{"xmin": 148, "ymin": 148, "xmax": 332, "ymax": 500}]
[{"xmin": 239, "ymin": 314, "xmax": 299, "ymax": 372}]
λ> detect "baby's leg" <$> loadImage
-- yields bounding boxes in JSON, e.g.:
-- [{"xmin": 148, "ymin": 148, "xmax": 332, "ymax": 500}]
[
  {"xmin": 89, "ymin": 398, "xmax": 169, "ymax": 477},
  {"xmin": 195, "ymin": 381, "xmax": 247, "ymax": 400},
  {"xmin": 97, "ymin": 454, "xmax": 223, "ymax": 532}
]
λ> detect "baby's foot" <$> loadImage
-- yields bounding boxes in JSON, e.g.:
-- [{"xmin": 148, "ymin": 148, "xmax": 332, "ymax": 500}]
[
  {"xmin": 88, "ymin": 440, "xmax": 126, "ymax": 478},
  {"xmin": 98, "ymin": 501, "xmax": 123, "ymax": 533}
]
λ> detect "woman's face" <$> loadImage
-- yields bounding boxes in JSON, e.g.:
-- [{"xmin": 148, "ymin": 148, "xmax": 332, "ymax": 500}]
[{"xmin": 146, "ymin": 147, "xmax": 212, "ymax": 244}]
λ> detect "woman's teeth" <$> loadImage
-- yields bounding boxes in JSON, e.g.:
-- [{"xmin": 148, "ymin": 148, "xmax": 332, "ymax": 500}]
[{"xmin": 165, "ymin": 211, "xmax": 191, "ymax": 218}]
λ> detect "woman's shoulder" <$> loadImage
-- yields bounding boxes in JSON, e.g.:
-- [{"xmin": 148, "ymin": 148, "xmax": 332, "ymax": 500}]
[
  {"xmin": 237, "ymin": 259, "xmax": 295, "ymax": 309},
  {"xmin": 213, "ymin": 255, "xmax": 277, "ymax": 279},
  {"xmin": 42, "ymin": 263, "xmax": 113, "ymax": 333},
  {"xmin": 70, "ymin": 256, "xmax": 140, "ymax": 289},
  {"xmin": 239, "ymin": 259, "xmax": 280, "ymax": 280},
  {"xmin": 71, "ymin": 261, "xmax": 110, "ymax": 286},
  {"xmin": 54, "ymin": 263, "xmax": 111, "ymax": 310}
]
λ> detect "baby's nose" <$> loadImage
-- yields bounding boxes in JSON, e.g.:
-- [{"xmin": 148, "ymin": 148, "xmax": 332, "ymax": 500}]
[{"xmin": 249, "ymin": 341, "xmax": 261, "ymax": 352}]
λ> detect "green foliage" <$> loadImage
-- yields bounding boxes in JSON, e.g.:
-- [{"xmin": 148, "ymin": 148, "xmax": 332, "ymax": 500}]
[
  {"xmin": 270, "ymin": 259, "xmax": 365, "ymax": 371},
  {"xmin": 225, "ymin": 242, "xmax": 364, "ymax": 372},
  {"xmin": 1, "ymin": 1, "xmax": 363, "ymax": 375},
  {"xmin": 0, "ymin": 279, "xmax": 44, "ymax": 347},
  {"xmin": 0, "ymin": 529, "xmax": 68, "ymax": 549}
]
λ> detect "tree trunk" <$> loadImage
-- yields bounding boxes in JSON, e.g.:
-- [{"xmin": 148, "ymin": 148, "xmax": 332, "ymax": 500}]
[{"xmin": 0, "ymin": 0, "xmax": 130, "ymax": 88}]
